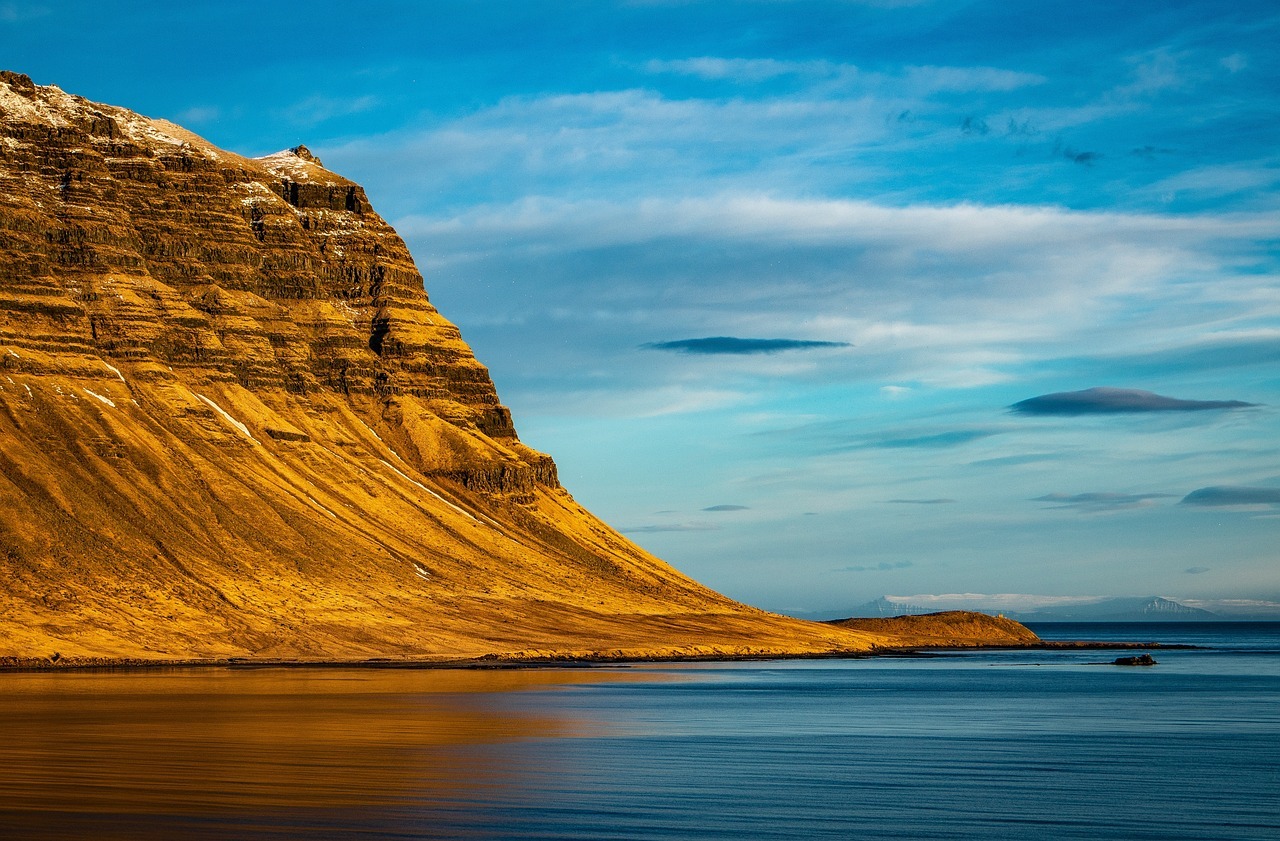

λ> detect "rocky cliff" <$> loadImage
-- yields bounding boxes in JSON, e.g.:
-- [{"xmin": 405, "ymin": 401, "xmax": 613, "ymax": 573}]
[{"xmin": 0, "ymin": 72, "xmax": 901, "ymax": 663}]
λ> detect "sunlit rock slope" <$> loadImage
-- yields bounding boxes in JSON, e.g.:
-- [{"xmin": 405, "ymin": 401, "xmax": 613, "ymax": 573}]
[
  {"xmin": 0, "ymin": 71, "xmax": 904, "ymax": 662},
  {"xmin": 828, "ymin": 611, "xmax": 1041, "ymax": 648}
]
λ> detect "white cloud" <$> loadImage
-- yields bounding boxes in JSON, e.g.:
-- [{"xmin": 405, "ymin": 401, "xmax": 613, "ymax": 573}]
[
  {"xmin": 395, "ymin": 193, "xmax": 1278, "ymax": 412},
  {"xmin": 901, "ymin": 65, "xmax": 1046, "ymax": 93},
  {"xmin": 1143, "ymin": 161, "xmax": 1280, "ymax": 202},
  {"xmin": 641, "ymin": 56, "xmax": 1043, "ymax": 93},
  {"xmin": 0, "ymin": 3, "xmax": 48, "ymax": 23},
  {"xmin": 281, "ymin": 94, "xmax": 379, "ymax": 126},
  {"xmin": 1220, "ymin": 53, "xmax": 1248, "ymax": 73},
  {"xmin": 643, "ymin": 57, "xmax": 845, "ymax": 82}
]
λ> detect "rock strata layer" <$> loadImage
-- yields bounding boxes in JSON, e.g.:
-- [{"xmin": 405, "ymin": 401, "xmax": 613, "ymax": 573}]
[{"xmin": 0, "ymin": 72, "xmax": 907, "ymax": 662}]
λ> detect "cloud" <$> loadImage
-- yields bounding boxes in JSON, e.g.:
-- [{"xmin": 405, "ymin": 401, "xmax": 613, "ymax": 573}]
[
  {"xmin": 960, "ymin": 115, "xmax": 989, "ymax": 136},
  {"xmin": 1089, "ymin": 332, "xmax": 1280, "ymax": 379},
  {"xmin": 762, "ymin": 421, "xmax": 1002, "ymax": 455},
  {"xmin": 280, "ymin": 94, "xmax": 379, "ymax": 126},
  {"xmin": 968, "ymin": 453, "xmax": 1065, "ymax": 468},
  {"xmin": 702, "ymin": 504, "xmax": 749, "ymax": 511},
  {"xmin": 871, "ymin": 430, "xmax": 997, "ymax": 449},
  {"xmin": 620, "ymin": 522, "xmax": 721, "ymax": 533},
  {"xmin": 1220, "ymin": 53, "xmax": 1248, "ymax": 74},
  {"xmin": 1033, "ymin": 492, "xmax": 1176, "ymax": 511},
  {"xmin": 348, "ymin": 79, "xmax": 1277, "ymax": 412},
  {"xmin": 1142, "ymin": 163, "xmax": 1280, "ymax": 202},
  {"xmin": 1179, "ymin": 486, "xmax": 1280, "ymax": 507},
  {"xmin": 904, "ymin": 66, "xmax": 1045, "ymax": 93},
  {"xmin": 885, "ymin": 498, "xmax": 956, "ymax": 504},
  {"xmin": 837, "ymin": 560, "xmax": 914, "ymax": 573},
  {"xmin": 642, "ymin": 57, "xmax": 841, "ymax": 82},
  {"xmin": 177, "ymin": 106, "xmax": 222, "ymax": 125},
  {"xmin": 642, "ymin": 337, "xmax": 851, "ymax": 355},
  {"xmin": 641, "ymin": 57, "xmax": 1042, "ymax": 94},
  {"xmin": 0, "ymin": 3, "xmax": 49, "ymax": 23},
  {"xmin": 1184, "ymin": 566, "xmax": 1210, "ymax": 575},
  {"xmin": 1011, "ymin": 387, "xmax": 1257, "ymax": 415},
  {"xmin": 1059, "ymin": 145, "xmax": 1102, "ymax": 166},
  {"xmin": 1006, "ymin": 118, "xmax": 1037, "ymax": 137}
]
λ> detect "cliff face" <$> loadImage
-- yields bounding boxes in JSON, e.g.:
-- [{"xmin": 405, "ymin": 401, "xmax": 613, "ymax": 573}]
[{"xmin": 0, "ymin": 71, "xmax": 879, "ymax": 661}]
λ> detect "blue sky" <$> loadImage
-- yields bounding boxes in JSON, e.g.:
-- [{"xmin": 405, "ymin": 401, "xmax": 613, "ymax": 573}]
[{"xmin": 6, "ymin": 0, "xmax": 1278, "ymax": 615}]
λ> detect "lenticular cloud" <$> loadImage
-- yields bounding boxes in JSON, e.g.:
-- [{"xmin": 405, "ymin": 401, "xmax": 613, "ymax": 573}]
[{"xmin": 1011, "ymin": 387, "xmax": 1255, "ymax": 415}]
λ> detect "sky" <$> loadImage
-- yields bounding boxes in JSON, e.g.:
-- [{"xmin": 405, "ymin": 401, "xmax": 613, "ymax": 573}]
[{"xmin": 5, "ymin": 0, "xmax": 1278, "ymax": 616}]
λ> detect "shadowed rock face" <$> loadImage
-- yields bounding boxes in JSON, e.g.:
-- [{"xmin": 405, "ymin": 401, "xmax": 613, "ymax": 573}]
[{"xmin": 0, "ymin": 71, "xmax": 887, "ymax": 662}]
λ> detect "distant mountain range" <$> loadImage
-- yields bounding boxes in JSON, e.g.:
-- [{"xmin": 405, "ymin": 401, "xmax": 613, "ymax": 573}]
[{"xmin": 845, "ymin": 595, "xmax": 1280, "ymax": 622}]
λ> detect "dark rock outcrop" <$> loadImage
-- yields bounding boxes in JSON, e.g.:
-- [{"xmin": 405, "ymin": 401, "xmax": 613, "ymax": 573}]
[{"xmin": 1113, "ymin": 654, "xmax": 1158, "ymax": 666}]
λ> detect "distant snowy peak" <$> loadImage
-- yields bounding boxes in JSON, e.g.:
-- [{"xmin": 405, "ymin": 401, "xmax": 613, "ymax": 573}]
[
  {"xmin": 854, "ymin": 596, "xmax": 933, "ymax": 617},
  {"xmin": 1139, "ymin": 597, "xmax": 1212, "ymax": 617},
  {"xmin": 855, "ymin": 594, "xmax": 1223, "ymax": 621},
  {"xmin": 1021, "ymin": 596, "xmax": 1219, "ymax": 621}
]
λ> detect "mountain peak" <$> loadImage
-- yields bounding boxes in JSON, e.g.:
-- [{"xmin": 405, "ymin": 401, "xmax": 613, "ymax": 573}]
[{"xmin": 289, "ymin": 143, "xmax": 321, "ymax": 164}]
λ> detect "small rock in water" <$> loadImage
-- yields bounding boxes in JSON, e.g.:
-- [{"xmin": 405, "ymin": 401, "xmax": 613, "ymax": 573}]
[{"xmin": 1113, "ymin": 653, "xmax": 1157, "ymax": 666}]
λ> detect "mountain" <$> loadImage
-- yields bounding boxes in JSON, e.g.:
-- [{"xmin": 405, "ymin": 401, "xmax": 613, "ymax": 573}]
[
  {"xmin": 849, "ymin": 596, "xmax": 932, "ymax": 618},
  {"xmin": 0, "ymin": 71, "xmax": 911, "ymax": 663},
  {"xmin": 1016, "ymin": 597, "xmax": 1219, "ymax": 622},
  {"xmin": 853, "ymin": 594, "xmax": 1219, "ymax": 622}
]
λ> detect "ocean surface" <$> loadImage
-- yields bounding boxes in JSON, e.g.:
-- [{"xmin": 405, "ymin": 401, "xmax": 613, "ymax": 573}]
[{"xmin": 2, "ymin": 622, "xmax": 1278, "ymax": 840}]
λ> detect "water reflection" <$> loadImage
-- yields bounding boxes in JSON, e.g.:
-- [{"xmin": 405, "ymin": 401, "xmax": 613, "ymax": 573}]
[{"xmin": 0, "ymin": 667, "xmax": 637, "ymax": 839}]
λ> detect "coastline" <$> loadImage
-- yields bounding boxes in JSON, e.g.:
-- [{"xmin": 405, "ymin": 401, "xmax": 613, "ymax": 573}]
[{"xmin": 0, "ymin": 639, "xmax": 1201, "ymax": 673}]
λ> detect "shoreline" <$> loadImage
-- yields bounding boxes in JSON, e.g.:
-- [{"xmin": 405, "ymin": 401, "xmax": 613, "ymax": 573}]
[{"xmin": 0, "ymin": 640, "xmax": 1204, "ymax": 674}]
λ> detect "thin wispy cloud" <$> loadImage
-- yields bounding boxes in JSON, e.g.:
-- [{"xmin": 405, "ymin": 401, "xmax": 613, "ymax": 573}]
[
  {"xmin": 1033, "ymin": 492, "xmax": 1176, "ymax": 511},
  {"xmin": 620, "ymin": 523, "xmax": 721, "ymax": 534},
  {"xmin": 642, "ymin": 57, "xmax": 843, "ymax": 82},
  {"xmin": 761, "ymin": 421, "xmax": 1002, "ymax": 454},
  {"xmin": 703, "ymin": 504, "xmax": 750, "ymax": 511},
  {"xmin": 837, "ymin": 561, "xmax": 914, "ymax": 573},
  {"xmin": 642, "ymin": 56, "xmax": 1044, "ymax": 93},
  {"xmin": 1101, "ymin": 332, "xmax": 1280, "ymax": 375},
  {"xmin": 885, "ymin": 498, "xmax": 956, "ymax": 504},
  {"xmin": 281, "ymin": 94, "xmax": 379, "ymax": 126}
]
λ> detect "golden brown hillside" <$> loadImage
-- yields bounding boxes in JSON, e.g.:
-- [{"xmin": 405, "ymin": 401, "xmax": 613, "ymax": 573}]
[
  {"xmin": 828, "ymin": 611, "xmax": 1041, "ymax": 648},
  {"xmin": 0, "ymin": 71, "xmax": 915, "ymax": 663}
]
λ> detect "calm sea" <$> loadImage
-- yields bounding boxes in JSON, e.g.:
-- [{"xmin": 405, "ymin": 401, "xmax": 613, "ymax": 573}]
[{"xmin": 2, "ymin": 623, "xmax": 1278, "ymax": 840}]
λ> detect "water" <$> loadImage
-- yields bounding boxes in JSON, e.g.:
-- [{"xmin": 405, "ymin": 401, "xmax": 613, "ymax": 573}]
[{"xmin": 2, "ymin": 624, "xmax": 1278, "ymax": 840}]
